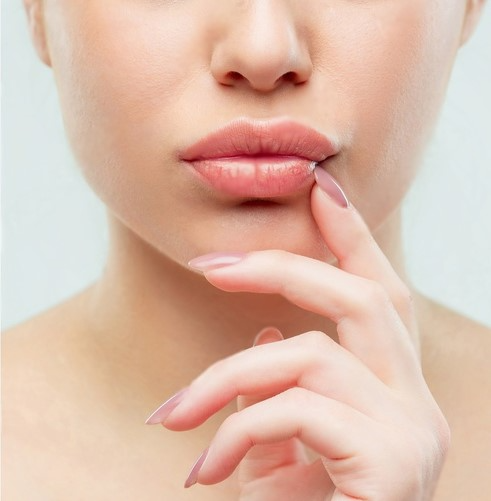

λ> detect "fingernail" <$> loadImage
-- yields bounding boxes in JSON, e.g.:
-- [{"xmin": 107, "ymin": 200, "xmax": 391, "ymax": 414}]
[
  {"xmin": 184, "ymin": 447, "xmax": 209, "ymax": 488},
  {"xmin": 253, "ymin": 327, "xmax": 283, "ymax": 346},
  {"xmin": 314, "ymin": 167, "xmax": 349, "ymax": 208},
  {"xmin": 144, "ymin": 387, "xmax": 189, "ymax": 425},
  {"xmin": 188, "ymin": 252, "xmax": 246, "ymax": 272}
]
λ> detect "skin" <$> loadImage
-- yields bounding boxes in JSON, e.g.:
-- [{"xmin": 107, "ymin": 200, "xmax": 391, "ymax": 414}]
[{"xmin": 2, "ymin": 0, "xmax": 491, "ymax": 499}]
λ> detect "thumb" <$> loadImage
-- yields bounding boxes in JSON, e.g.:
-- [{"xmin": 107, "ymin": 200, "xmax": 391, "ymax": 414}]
[{"xmin": 237, "ymin": 327, "xmax": 309, "ymax": 486}]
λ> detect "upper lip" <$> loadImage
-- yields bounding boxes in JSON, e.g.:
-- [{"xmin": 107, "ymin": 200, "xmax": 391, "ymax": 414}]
[{"xmin": 179, "ymin": 117, "xmax": 339, "ymax": 162}]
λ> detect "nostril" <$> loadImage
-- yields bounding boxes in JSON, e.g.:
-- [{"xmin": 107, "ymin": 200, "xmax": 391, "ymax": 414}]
[
  {"xmin": 228, "ymin": 71, "xmax": 243, "ymax": 81},
  {"xmin": 221, "ymin": 70, "xmax": 302, "ymax": 90},
  {"xmin": 283, "ymin": 71, "xmax": 296, "ymax": 82}
]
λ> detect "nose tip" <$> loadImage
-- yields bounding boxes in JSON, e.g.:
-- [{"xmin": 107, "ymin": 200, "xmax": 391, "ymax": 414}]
[{"xmin": 209, "ymin": 5, "xmax": 313, "ymax": 93}]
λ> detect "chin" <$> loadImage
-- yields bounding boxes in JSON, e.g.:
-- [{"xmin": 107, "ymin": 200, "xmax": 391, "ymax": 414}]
[{"xmin": 187, "ymin": 201, "xmax": 336, "ymax": 264}]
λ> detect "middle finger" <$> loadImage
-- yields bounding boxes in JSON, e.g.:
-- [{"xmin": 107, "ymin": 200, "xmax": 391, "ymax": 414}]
[{"xmin": 161, "ymin": 331, "xmax": 405, "ymax": 431}]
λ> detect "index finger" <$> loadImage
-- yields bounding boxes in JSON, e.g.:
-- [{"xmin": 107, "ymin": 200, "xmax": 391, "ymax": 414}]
[
  {"xmin": 189, "ymin": 250, "xmax": 420, "ymax": 387},
  {"xmin": 312, "ymin": 167, "xmax": 418, "ymax": 340}
]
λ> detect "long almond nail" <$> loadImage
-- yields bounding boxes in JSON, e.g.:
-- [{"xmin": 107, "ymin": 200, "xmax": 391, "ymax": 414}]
[
  {"xmin": 314, "ymin": 167, "xmax": 349, "ymax": 208},
  {"xmin": 184, "ymin": 447, "xmax": 209, "ymax": 488},
  {"xmin": 188, "ymin": 252, "xmax": 246, "ymax": 272},
  {"xmin": 144, "ymin": 387, "xmax": 189, "ymax": 425}
]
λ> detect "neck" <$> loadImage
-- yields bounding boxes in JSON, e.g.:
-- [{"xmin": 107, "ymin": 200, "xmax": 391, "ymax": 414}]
[{"xmin": 79, "ymin": 205, "xmax": 413, "ymax": 415}]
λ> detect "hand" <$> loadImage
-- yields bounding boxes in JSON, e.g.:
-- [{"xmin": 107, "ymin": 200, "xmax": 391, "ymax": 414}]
[{"xmin": 146, "ymin": 168, "xmax": 450, "ymax": 500}]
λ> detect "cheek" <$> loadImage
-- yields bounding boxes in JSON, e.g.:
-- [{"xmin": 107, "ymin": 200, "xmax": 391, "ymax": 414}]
[
  {"xmin": 318, "ymin": 1, "xmax": 464, "ymax": 229},
  {"xmin": 49, "ymin": 3, "xmax": 201, "ymax": 213}
]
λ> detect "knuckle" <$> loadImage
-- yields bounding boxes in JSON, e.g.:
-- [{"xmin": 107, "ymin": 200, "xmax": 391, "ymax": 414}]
[
  {"xmin": 263, "ymin": 249, "xmax": 291, "ymax": 267},
  {"xmin": 398, "ymin": 283, "xmax": 414, "ymax": 305},
  {"xmin": 415, "ymin": 409, "xmax": 451, "ymax": 485},
  {"xmin": 291, "ymin": 331, "xmax": 336, "ymax": 376},
  {"xmin": 391, "ymin": 283, "xmax": 415, "ymax": 312},
  {"xmin": 278, "ymin": 386, "xmax": 300, "ymax": 400},
  {"xmin": 432, "ymin": 408, "xmax": 451, "ymax": 457},
  {"xmin": 299, "ymin": 331, "xmax": 334, "ymax": 359},
  {"xmin": 365, "ymin": 280, "xmax": 390, "ymax": 303},
  {"xmin": 303, "ymin": 330, "xmax": 331, "ymax": 348},
  {"xmin": 415, "ymin": 398, "xmax": 452, "ymax": 469},
  {"xmin": 276, "ymin": 387, "xmax": 311, "ymax": 408},
  {"xmin": 350, "ymin": 280, "xmax": 390, "ymax": 316},
  {"xmin": 221, "ymin": 410, "xmax": 247, "ymax": 435},
  {"xmin": 261, "ymin": 250, "xmax": 294, "ymax": 294}
]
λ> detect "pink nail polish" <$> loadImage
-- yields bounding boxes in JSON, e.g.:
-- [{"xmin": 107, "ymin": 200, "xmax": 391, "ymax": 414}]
[
  {"xmin": 253, "ymin": 327, "xmax": 283, "ymax": 346},
  {"xmin": 184, "ymin": 447, "xmax": 209, "ymax": 488},
  {"xmin": 188, "ymin": 252, "xmax": 246, "ymax": 272},
  {"xmin": 314, "ymin": 166, "xmax": 349, "ymax": 208},
  {"xmin": 144, "ymin": 387, "xmax": 189, "ymax": 425}
]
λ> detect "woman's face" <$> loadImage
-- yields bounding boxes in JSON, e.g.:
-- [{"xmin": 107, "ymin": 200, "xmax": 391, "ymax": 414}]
[{"xmin": 33, "ymin": 0, "xmax": 478, "ymax": 264}]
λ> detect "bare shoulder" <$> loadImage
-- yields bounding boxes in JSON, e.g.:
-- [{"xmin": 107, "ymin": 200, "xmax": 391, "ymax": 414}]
[
  {"xmin": 2, "ymin": 289, "xmax": 86, "ymax": 391},
  {"xmin": 1, "ymin": 287, "xmax": 93, "ymax": 499},
  {"xmin": 415, "ymin": 295, "xmax": 491, "ymax": 500},
  {"xmin": 418, "ymin": 295, "xmax": 491, "ymax": 396},
  {"xmin": 2, "ymin": 285, "xmax": 94, "ymax": 411},
  {"xmin": 2, "ymin": 285, "xmax": 90, "ymax": 341}
]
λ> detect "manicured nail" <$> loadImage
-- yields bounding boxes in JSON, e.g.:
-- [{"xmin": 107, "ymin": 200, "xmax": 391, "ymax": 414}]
[
  {"xmin": 145, "ymin": 387, "xmax": 189, "ymax": 425},
  {"xmin": 253, "ymin": 327, "xmax": 283, "ymax": 346},
  {"xmin": 184, "ymin": 447, "xmax": 209, "ymax": 488},
  {"xmin": 314, "ymin": 166, "xmax": 349, "ymax": 208},
  {"xmin": 188, "ymin": 252, "xmax": 246, "ymax": 272}
]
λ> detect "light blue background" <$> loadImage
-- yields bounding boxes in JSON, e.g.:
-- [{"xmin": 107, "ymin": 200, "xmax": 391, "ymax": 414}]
[{"xmin": 2, "ymin": 1, "xmax": 491, "ymax": 330}]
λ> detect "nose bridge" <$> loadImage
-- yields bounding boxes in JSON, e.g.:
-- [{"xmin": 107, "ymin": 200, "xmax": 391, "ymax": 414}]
[{"xmin": 210, "ymin": 1, "xmax": 312, "ymax": 92}]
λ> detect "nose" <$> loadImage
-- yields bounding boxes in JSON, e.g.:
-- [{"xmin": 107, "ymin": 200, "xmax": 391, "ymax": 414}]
[{"xmin": 210, "ymin": 2, "xmax": 313, "ymax": 93}]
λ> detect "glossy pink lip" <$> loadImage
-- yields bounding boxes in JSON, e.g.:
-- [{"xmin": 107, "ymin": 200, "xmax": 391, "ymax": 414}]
[{"xmin": 179, "ymin": 118, "xmax": 339, "ymax": 199}]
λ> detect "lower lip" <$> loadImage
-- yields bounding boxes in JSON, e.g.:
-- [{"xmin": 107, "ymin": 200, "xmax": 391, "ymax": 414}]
[{"xmin": 186, "ymin": 156, "xmax": 317, "ymax": 198}]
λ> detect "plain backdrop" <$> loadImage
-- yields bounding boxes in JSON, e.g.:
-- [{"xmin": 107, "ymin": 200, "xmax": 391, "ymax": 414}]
[{"xmin": 2, "ymin": 1, "xmax": 490, "ymax": 330}]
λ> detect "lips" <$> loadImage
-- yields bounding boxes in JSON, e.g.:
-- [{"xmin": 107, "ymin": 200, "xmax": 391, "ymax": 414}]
[{"xmin": 179, "ymin": 117, "xmax": 339, "ymax": 199}]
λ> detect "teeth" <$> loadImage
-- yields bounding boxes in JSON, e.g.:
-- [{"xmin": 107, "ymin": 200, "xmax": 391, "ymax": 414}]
[{"xmin": 309, "ymin": 161, "xmax": 318, "ymax": 172}]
